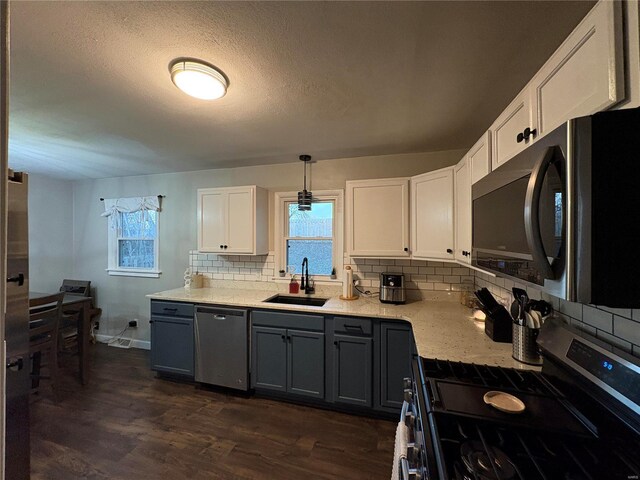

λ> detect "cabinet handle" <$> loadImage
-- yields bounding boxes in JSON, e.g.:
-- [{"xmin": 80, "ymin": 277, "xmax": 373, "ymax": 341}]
[
  {"xmin": 523, "ymin": 127, "xmax": 537, "ymax": 140},
  {"xmin": 6, "ymin": 273, "xmax": 24, "ymax": 286},
  {"xmin": 446, "ymin": 248, "xmax": 453, "ymax": 254},
  {"xmin": 149, "ymin": 320, "xmax": 154, "ymax": 323},
  {"xmin": 6, "ymin": 357, "xmax": 24, "ymax": 371},
  {"xmin": 344, "ymin": 324, "xmax": 363, "ymax": 331}
]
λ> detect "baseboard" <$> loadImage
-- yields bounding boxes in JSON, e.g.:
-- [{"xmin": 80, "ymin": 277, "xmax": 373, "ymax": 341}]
[{"xmin": 95, "ymin": 333, "xmax": 150, "ymax": 350}]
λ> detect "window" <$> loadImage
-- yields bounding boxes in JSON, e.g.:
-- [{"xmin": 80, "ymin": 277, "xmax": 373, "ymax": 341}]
[
  {"xmin": 103, "ymin": 196, "xmax": 161, "ymax": 278},
  {"xmin": 275, "ymin": 190, "xmax": 343, "ymax": 279}
]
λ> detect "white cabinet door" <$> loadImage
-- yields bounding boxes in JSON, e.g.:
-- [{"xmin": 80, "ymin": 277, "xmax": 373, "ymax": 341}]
[
  {"xmin": 491, "ymin": 87, "xmax": 537, "ymax": 170},
  {"xmin": 454, "ymin": 157, "xmax": 472, "ymax": 264},
  {"xmin": 197, "ymin": 186, "xmax": 268, "ymax": 255},
  {"xmin": 346, "ymin": 178, "xmax": 410, "ymax": 257},
  {"xmin": 468, "ymin": 131, "xmax": 491, "ymax": 184},
  {"xmin": 198, "ymin": 189, "xmax": 226, "ymax": 252},
  {"xmin": 533, "ymin": 1, "xmax": 623, "ymax": 138},
  {"xmin": 410, "ymin": 168, "xmax": 454, "ymax": 260},
  {"xmin": 227, "ymin": 188, "xmax": 254, "ymax": 254}
]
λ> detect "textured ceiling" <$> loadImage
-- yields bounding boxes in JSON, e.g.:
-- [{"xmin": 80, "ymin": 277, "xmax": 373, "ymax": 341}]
[{"xmin": 8, "ymin": 1, "xmax": 595, "ymax": 180}]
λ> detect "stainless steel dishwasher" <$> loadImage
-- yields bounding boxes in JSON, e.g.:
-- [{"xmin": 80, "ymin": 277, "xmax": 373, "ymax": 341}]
[{"xmin": 194, "ymin": 305, "xmax": 248, "ymax": 390}]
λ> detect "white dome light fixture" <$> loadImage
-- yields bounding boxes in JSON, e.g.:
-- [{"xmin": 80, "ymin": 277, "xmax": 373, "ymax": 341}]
[{"xmin": 169, "ymin": 59, "xmax": 228, "ymax": 100}]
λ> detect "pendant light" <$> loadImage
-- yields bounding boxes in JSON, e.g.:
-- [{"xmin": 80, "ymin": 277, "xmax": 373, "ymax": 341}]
[{"xmin": 297, "ymin": 154, "xmax": 312, "ymax": 211}]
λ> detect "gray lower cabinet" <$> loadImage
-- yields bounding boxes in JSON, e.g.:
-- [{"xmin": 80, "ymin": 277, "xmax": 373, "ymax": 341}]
[
  {"xmin": 150, "ymin": 301, "xmax": 194, "ymax": 377},
  {"xmin": 331, "ymin": 334, "xmax": 372, "ymax": 407},
  {"xmin": 251, "ymin": 326, "xmax": 287, "ymax": 391},
  {"xmin": 251, "ymin": 319, "xmax": 325, "ymax": 399},
  {"xmin": 379, "ymin": 321, "xmax": 413, "ymax": 409},
  {"xmin": 288, "ymin": 330, "xmax": 324, "ymax": 398}
]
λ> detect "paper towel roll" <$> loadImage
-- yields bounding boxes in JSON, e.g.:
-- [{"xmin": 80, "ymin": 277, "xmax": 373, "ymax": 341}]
[{"xmin": 343, "ymin": 266, "xmax": 353, "ymax": 299}]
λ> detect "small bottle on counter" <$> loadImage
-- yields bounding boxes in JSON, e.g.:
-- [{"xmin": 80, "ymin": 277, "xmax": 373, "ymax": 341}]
[{"xmin": 289, "ymin": 276, "xmax": 299, "ymax": 294}]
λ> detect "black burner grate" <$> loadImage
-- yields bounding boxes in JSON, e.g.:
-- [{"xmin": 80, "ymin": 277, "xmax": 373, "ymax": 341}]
[{"xmin": 432, "ymin": 413, "xmax": 640, "ymax": 480}]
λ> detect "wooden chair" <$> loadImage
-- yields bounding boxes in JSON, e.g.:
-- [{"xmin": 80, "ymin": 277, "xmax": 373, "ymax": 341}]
[
  {"xmin": 29, "ymin": 292, "xmax": 64, "ymax": 391},
  {"xmin": 59, "ymin": 279, "xmax": 102, "ymax": 349}
]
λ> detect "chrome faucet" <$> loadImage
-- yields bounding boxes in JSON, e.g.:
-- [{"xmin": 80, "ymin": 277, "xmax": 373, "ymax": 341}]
[{"xmin": 300, "ymin": 257, "xmax": 314, "ymax": 294}]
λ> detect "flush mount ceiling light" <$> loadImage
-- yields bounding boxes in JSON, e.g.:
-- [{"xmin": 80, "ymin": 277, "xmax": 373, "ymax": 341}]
[
  {"xmin": 297, "ymin": 154, "xmax": 313, "ymax": 211},
  {"xmin": 169, "ymin": 60, "xmax": 228, "ymax": 100}
]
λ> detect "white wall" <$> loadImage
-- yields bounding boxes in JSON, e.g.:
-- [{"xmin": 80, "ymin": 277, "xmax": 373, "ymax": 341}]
[
  {"xmin": 71, "ymin": 149, "xmax": 466, "ymax": 344},
  {"xmin": 28, "ymin": 173, "xmax": 74, "ymax": 293}
]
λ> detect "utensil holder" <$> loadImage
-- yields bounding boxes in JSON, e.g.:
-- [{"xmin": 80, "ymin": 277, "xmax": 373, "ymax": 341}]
[{"xmin": 512, "ymin": 324, "xmax": 543, "ymax": 365}]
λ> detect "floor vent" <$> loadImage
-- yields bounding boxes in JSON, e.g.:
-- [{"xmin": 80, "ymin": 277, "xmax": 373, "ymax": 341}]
[{"xmin": 109, "ymin": 338, "xmax": 132, "ymax": 349}]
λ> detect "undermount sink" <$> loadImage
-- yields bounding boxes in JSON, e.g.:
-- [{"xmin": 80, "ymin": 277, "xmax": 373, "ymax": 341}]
[{"xmin": 263, "ymin": 294, "xmax": 328, "ymax": 307}]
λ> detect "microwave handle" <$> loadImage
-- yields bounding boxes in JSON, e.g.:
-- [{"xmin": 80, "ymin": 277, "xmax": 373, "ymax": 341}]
[{"xmin": 524, "ymin": 146, "xmax": 557, "ymax": 280}]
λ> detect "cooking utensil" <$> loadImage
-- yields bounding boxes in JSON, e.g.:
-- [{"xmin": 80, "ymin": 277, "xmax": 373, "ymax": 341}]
[
  {"xmin": 483, "ymin": 391, "xmax": 526, "ymax": 414},
  {"xmin": 512, "ymin": 287, "xmax": 529, "ymax": 325}
]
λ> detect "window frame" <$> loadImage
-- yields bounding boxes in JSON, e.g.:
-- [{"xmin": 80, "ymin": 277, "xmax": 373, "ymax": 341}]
[
  {"xmin": 106, "ymin": 210, "xmax": 161, "ymax": 278},
  {"xmin": 274, "ymin": 190, "xmax": 344, "ymax": 281}
]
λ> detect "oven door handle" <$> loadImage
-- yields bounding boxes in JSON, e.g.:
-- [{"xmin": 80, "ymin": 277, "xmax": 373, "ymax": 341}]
[{"xmin": 524, "ymin": 146, "xmax": 558, "ymax": 280}]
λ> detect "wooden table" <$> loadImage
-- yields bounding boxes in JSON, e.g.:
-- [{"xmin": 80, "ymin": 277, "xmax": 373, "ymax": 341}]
[{"xmin": 30, "ymin": 292, "xmax": 93, "ymax": 385}]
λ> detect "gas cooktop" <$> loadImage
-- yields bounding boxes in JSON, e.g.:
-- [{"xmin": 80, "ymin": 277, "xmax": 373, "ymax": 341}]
[{"xmin": 402, "ymin": 320, "xmax": 640, "ymax": 480}]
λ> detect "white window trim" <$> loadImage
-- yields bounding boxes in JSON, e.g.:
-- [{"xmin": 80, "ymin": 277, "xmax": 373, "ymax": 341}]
[
  {"xmin": 106, "ymin": 211, "xmax": 161, "ymax": 278},
  {"xmin": 274, "ymin": 190, "xmax": 344, "ymax": 280}
]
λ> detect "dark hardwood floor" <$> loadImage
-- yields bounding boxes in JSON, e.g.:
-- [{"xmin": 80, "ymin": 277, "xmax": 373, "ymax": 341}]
[{"xmin": 30, "ymin": 344, "xmax": 395, "ymax": 479}]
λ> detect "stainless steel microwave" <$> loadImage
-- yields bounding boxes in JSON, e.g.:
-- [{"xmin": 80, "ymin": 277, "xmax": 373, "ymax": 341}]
[{"xmin": 472, "ymin": 108, "xmax": 640, "ymax": 308}]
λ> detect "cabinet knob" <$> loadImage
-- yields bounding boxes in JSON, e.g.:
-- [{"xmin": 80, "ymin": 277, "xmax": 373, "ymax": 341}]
[
  {"xmin": 224, "ymin": 245, "xmax": 228, "ymax": 249},
  {"xmin": 281, "ymin": 334, "xmax": 286, "ymax": 341},
  {"xmin": 446, "ymin": 248, "xmax": 453, "ymax": 254},
  {"xmin": 6, "ymin": 273, "xmax": 24, "ymax": 286},
  {"xmin": 462, "ymin": 250, "xmax": 470, "ymax": 257},
  {"xmin": 404, "ymin": 247, "xmax": 409, "ymax": 252},
  {"xmin": 516, "ymin": 132, "xmax": 524, "ymax": 143},
  {"xmin": 334, "ymin": 341, "xmax": 338, "ymax": 346},
  {"xmin": 220, "ymin": 245, "xmax": 224, "ymax": 249}
]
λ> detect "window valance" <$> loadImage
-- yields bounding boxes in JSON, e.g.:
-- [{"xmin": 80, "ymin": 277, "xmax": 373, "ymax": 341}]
[{"xmin": 101, "ymin": 195, "xmax": 161, "ymax": 229}]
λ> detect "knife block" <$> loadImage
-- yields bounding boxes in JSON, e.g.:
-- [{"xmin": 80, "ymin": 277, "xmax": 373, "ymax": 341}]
[{"xmin": 484, "ymin": 306, "xmax": 513, "ymax": 343}]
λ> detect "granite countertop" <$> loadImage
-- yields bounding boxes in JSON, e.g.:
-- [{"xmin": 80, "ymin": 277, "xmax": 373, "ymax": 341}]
[{"xmin": 147, "ymin": 286, "xmax": 536, "ymax": 370}]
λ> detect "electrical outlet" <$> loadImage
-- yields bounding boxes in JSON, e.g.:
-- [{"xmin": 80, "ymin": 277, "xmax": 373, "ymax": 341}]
[{"xmin": 128, "ymin": 320, "xmax": 138, "ymax": 328}]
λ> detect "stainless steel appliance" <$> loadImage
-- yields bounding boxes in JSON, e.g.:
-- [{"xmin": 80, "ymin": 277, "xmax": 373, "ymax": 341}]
[
  {"xmin": 472, "ymin": 108, "xmax": 640, "ymax": 307},
  {"xmin": 194, "ymin": 305, "xmax": 248, "ymax": 390},
  {"xmin": 380, "ymin": 273, "xmax": 406, "ymax": 304},
  {"xmin": 5, "ymin": 171, "xmax": 30, "ymax": 480},
  {"xmin": 399, "ymin": 319, "xmax": 640, "ymax": 479}
]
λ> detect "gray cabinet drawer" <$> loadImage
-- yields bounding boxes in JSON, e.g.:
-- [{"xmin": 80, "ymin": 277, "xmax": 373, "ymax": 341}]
[
  {"xmin": 334, "ymin": 316, "xmax": 372, "ymax": 336},
  {"xmin": 252, "ymin": 310, "xmax": 324, "ymax": 331},
  {"xmin": 151, "ymin": 300, "xmax": 194, "ymax": 318}
]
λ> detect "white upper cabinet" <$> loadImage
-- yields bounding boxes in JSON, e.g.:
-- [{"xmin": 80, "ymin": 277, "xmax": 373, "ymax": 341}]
[
  {"xmin": 490, "ymin": 87, "xmax": 537, "ymax": 171},
  {"xmin": 410, "ymin": 167, "xmax": 455, "ymax": 261},
  {"xmin": 346, "ymin": 178, "xmax": 410, "ymax": 258},
  {"xmin": 454, "ymin": 157, "xmax": 472, "ymax": 265},
  {"xmin": 468, "ymin": 131, "xmax": 492, "ymax": 184},
  {"xmin": 532, "ymin": 0, "xmax": 623, "ymax": 138},
  {"xmin": 197, "ymin": 186, "xmax": 268, "ymax": 255}
]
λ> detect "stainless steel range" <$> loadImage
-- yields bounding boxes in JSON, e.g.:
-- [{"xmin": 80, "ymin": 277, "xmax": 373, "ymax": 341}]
[{"xmin": 398, "ymin": 319, "xmax": 640, "ymax": 479}]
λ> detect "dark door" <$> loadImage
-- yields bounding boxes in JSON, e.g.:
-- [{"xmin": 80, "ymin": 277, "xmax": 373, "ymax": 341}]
[
  {"xmin": 380, "ymin": 322, "xmax": 412, "ymax": 409},
  {"xmin": 251, "ymin": 326, "xmax": 287, "ymax": 392},
  {"xmin": 332, "ymin": 334, "xmax": 372, "ymax": 407},
  {"xmin": 150, "ymin": 316, "xmax": 194, "ymax": 377},
  {"xmin": 287, "ymin": 329, "xmax": 324, "ymax": 399}
]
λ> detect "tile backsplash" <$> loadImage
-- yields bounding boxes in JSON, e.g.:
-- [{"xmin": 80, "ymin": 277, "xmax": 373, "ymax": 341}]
[
  {"xmin": 189, "ymin": 251, "xmax": 473, "ymax": 298},
  {"xmin": 189, "ymin": 251, "xmax": 275, "ymax": 282},
  {"xmin": 475, "ymin": 271, "xmax": 640, "ymax": 358},
  {"xmin": 344, "ymin": 255, "xmax": 473, "ymax": 299}
]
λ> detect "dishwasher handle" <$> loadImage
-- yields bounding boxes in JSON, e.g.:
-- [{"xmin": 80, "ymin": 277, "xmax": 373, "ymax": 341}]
[{"xmin": 196, "ymin": 306, "xmax": 247, "ymax": 318}]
